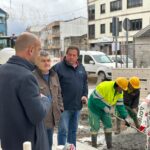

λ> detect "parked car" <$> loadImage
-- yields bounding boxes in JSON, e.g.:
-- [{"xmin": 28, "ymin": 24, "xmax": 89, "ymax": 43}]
[
  {"xmin": 78, "ymin": 50, "xmax": 115, "ymax": 82},
  {"xmin": 108, "ymin": 55, "xmax": 133, "ymax": 68},
  {"xmin": 0, "ymin": 48, "xmax": 61, "ymax": 66}
]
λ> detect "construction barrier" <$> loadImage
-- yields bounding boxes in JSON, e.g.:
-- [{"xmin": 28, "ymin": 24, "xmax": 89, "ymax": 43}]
[{"xmin": 112, "ymin": 68, "xmax": 150, "ymax": 99}]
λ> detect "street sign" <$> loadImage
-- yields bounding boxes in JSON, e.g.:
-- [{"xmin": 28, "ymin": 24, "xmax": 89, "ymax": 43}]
[
  {"xmin": 123, "ymin": 18, "xmax": 130, "ymax": 31},
  {"xmin": 112, "ymin": 17, "xmax": 119, "ymax": 36}
]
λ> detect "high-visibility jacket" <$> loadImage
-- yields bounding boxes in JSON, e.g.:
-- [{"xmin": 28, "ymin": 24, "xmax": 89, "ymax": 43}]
[
  {"xmin": 95, "ymin": 81, "xmax": 123, "ymax": 106},
  {"xmin": 88, "ymin": 81, "xmax": 128, "ymax": 119}
]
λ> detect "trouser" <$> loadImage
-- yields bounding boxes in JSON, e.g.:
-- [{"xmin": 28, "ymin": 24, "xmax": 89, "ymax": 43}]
[
  {"xmin": 115, "ymin": 118, "xmax": 121, "ymax": 134},
  {"xmin": 57, "ymin": 110, "xmax": 80, "ymax": 147},
  {"xmin": 126, "ymin": 106, "xmax": 140, "ymax": 128},
  {"xmin": 47, "ymin": 128, "xmax": 54, "ymax": 150},
  {"xmin": 115, "ymin": 106, "xmax": 140, "ymax": 133},
  {"xmin": 88, "ymin": 109, "xmax": 112, "ymax": 148}
]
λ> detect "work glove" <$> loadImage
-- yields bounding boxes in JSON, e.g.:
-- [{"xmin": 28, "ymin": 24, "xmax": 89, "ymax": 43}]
[
  {"xmin": 104, "ymin": 106, "xmax": 111, "ymax": 114},
  {"xmin": 124, "ymin": 118, "xmax": 130, "ymax": 127}
]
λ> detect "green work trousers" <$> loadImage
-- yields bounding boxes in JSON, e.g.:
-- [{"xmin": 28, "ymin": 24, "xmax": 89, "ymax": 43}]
[{"xmin": 88, "ymin": 109, "xmax": 112, "ymax": 134}]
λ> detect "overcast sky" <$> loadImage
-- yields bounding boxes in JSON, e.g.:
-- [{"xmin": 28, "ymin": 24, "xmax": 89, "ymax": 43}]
[{"xmin": 1, "ymin": 0, "xmax": 87, "ymax": 35}]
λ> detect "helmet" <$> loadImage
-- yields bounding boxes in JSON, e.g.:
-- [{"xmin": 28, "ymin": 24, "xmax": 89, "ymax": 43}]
[
  {"xmin": 115, "ymin": 77, "xmax": 128, "ymax": 91},
  {"xmin": 129, "ymin": 76, "xmax": 140, "ymax": 89}
]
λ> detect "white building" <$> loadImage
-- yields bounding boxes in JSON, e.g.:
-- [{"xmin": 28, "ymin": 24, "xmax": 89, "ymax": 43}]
[
  {"xmin": 27, "ymin": 17, "xmax": 88, "ymax": 57},
  {"xmin": 87, "ymin": 0, "xmax": 150, "ymax": 54},
  {"xmin": 46, "ymin": 17, "xmax": 88, "ymax": 57}
]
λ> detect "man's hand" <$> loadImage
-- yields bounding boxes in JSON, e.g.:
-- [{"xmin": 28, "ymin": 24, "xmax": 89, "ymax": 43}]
[
  {"xmin": 81, "ymin": 96, "xmax": 88, "ymax": 104},
  {"xmin": 104, "ymin": 106, "xmax": 110, "ymax": 113},
  {"xmin": 132, "ymin": 108, "xmax": 138, "ymax": 114}
]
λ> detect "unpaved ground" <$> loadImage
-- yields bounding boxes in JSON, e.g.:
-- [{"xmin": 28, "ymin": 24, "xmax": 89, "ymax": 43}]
[
  {"xmin": 78, "ymin": 76, "xmax": 147, "ymax": 150},
  {"xmin": 110, "ymin": 132, "xmax": 146, "ymax": 150},
  {"xmin": 78, "ymin": 108, "xmax": 148, "ymax": 150}
]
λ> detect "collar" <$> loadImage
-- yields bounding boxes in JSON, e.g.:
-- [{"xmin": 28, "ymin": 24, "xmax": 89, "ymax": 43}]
[{"xmin": 7, "ymin": 55, "xmax": 35, "ymax": 71}]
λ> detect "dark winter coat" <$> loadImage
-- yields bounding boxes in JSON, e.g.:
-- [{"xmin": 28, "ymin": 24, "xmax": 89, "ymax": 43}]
[
  {"xmin": 0, "ymin": 56, "xmax": 50, "ymax": 150},
  {"xmin": 123, "ymin": 89, "xmax": 140, "ymax": 109},
  {"xmin": 53, "ymin": 59, "xmax": 88, "ymax": 110},
  {"xmin": 33, "ymin": 68, "xmax": 64, "ymax": 128}
]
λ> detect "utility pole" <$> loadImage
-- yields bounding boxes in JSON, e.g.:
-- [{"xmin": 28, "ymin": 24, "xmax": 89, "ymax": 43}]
[
  {"xmin": 123, "ymin": 18, "xmax": 131, "ymax": 68},
  {"xmin": 86, "ymin": 0, "xmax": 89, "ymax": 51},
  {"xmin": 10, "ymin": 0, "xmax": 11, "ymax": 8},
  {"xmin": 112, "ymin": 16, "xmax": 119, "ymax": 68}
]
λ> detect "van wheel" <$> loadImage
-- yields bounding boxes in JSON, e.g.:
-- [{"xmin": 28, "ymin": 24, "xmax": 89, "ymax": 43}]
[{"xmin": 97, "ymin": 72, "xmax": 106, "ymax": 84}]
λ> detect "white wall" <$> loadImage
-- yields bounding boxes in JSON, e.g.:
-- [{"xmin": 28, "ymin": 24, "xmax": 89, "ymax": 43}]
[{"xmin": 60, "ymin": 17, "xmax": 88, "ymax": 51}]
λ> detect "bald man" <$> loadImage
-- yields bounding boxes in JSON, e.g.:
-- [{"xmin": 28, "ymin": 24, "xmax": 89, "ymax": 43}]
[{"xmin": 0, "ymin": 32, "xmax": 51, "ymax": 150}]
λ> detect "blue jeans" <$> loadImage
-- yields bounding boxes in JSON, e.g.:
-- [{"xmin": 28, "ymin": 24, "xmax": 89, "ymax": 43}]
[
  {"xmin": 57, "ymin": 110, "xmax": 80, "ymax": 147},
  {"xmin": 47, "ymin": 128, "xmax": 53, "ymax": 150}
]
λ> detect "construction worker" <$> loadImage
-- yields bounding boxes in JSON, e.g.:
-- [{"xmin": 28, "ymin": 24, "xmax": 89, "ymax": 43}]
[
  {"xmin": 88, "ymin": 77, "xmax": 129, "ymax": 149},
  {"xmin": 115, "ymin": 76, "xmax": 140, "ymax": 134}
]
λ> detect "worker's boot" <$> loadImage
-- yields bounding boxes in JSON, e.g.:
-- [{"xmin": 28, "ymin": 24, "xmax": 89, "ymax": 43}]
[
  {"xmin": 91, "ymin": 134, "xmax": 97, "ymax": 148},
  {"xmin": 105, "ymin": 132, "xmax": 112, "ymax": 149},
  {"xmin": 134, "ymin": 118, "xmax": 140, "ymax": 129},
  {"xmin": 115, "ymin": 118, "xmax": 121, "ymax": 134}
]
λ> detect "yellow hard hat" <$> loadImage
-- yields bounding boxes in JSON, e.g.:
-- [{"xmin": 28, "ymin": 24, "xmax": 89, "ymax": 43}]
[
  {"xmin": 129, "ymin": 76, "xmax": 140, "ymax": 89},
  {"xmin": 115, "ymin": 77, "xmax": 128, "ymax": 91}
]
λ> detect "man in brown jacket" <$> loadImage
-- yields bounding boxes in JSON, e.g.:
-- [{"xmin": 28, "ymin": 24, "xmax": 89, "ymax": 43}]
[{"xmin": 33, "ymin": 50, "xmax": 64, "ymax": 150}]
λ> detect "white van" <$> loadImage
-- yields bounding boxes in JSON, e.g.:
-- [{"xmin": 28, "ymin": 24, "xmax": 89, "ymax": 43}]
[
  {"xmin": 0, "ymin": 48, "xmax": 15, "ymax": 64},
  {"xmin": 78, "ymin": 50, "xmax": 115, "ymax": 82}
]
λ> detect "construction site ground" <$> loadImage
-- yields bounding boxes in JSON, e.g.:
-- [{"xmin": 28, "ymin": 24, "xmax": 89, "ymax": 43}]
[{"xmin": 53, "ymin": 77, "xmax": 148, "ymax": 149}]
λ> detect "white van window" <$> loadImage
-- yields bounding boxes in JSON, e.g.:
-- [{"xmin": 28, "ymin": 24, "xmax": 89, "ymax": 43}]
[
  {"xmin": 78, "ymin": 55, "xmax": 82, "ymax": 63},
  {"xmin": 84, "ymin": 55, "xmax": 93, "ymax": 64},
  {"xmin": 93, "ymin": 55, "xmax": 112, "ymax": 63}
]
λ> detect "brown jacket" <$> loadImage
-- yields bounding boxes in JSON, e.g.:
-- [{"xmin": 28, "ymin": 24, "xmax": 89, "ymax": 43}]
[{"xmin": 33, "ymin": 68, "xmax": 64, "ymax": 128}]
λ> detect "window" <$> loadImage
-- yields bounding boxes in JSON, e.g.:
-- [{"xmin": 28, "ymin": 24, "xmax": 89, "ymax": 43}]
[
  {"xmin": 0, "ymin": 17, "xmax": 4, "ymax": 23},
  {"xmin": 88, "ymin": 5, "xmax": 95, "ymax": 21},
  {"xmin": 110, "ymin": 0, "xmax": 122, "ymax": 12},
  {"xmin": 110, "ymin": 21, "xmax": 122, "ymax": 33},
  {"xmin": 130, "ymin": 19, "xmax": 142, "ymax": 31},
  {"xmin": 88, "ymin": 24, "xmax": 95, "ymax": 39},
  {"xmin": 127, "ymin": 0, "xmax": 143, "ymax": 8},
  {"xmin": 84, "ymin": 55, "xmax": 93, "ymax": 64},
  {"xmin": 78, "ymin": 55, "xmax": 82, "ymax": 64},
  {"xmin": 100, "ymin": 24, "xmax": 105, "ymax": 34},
  {"xmin": 100, "ymin": 4, "xmax": 105, "ymax": 14},
  {"xmin": 93, "ymin": 55, "xmax": 112, "ymax": 63}
]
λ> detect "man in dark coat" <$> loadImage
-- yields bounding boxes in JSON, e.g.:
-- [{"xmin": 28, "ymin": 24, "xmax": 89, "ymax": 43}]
[
  {"xmin": 33, "ymin": 50, "xmax": 64, "ymax": 150},
  {"xmin": 0, "ymin": 32, "xmax": 51, "ymax": 150},
  {"xmin": 53, "ymin": 46, "xmax": 88, "ymax": 147}
]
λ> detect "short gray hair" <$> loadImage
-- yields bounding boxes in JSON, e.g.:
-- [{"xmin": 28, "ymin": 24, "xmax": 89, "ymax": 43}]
[{"xmin": 40, "ymin": 50, "xmax": 50, "ymax": 57}]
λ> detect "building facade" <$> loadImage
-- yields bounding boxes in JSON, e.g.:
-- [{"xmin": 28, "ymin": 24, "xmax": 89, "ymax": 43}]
[
  {"xmin": 46, "ymin": 17, "xmax": 88, "ymax": 57},
  {"xmin": 87, "ymin": 0, "xmax": 150, "ymax": 55},
  {"xmin": 27, "ymin": 17, "xmax": 88, "ymax": 57},
  {"xmin": 0, "ymin": 8, "xmax": 8, "ymax": 36},
  {"xmin": 134, "ymin": 25, "xmax": 150, "ymax": 68},
  {"xmin": 64, "ymin": 34, "xmax": 88, "ymax": 52}
]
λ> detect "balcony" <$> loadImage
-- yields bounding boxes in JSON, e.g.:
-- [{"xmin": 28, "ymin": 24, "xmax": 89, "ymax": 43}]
[{"xmin": 52, "ymin": 31, "xmax": 60, "ymax": 38}]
